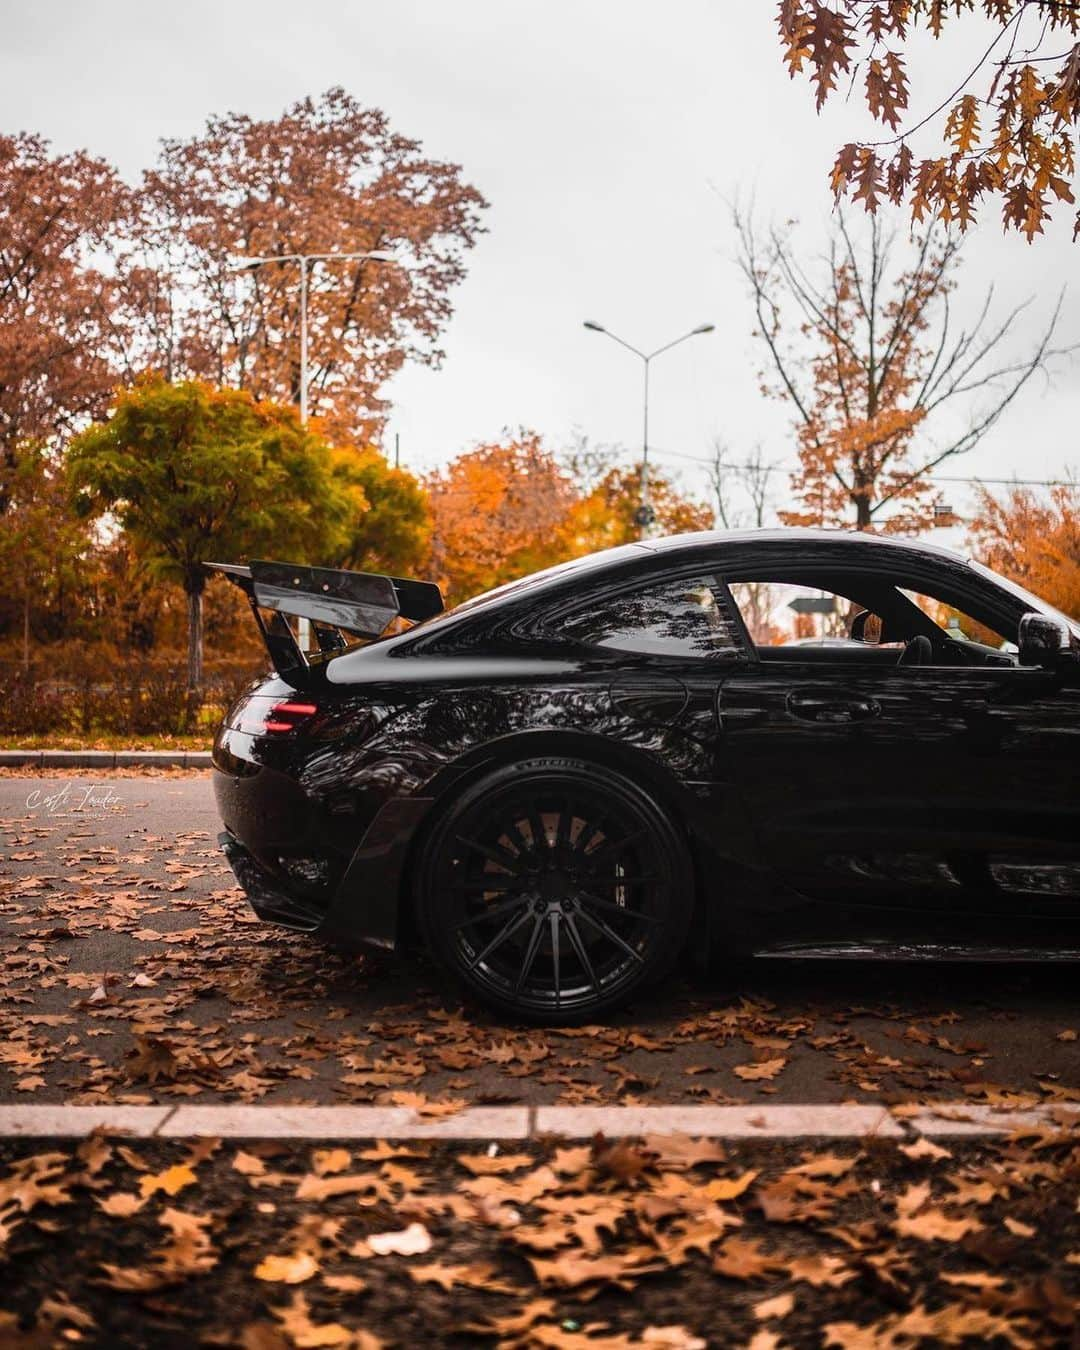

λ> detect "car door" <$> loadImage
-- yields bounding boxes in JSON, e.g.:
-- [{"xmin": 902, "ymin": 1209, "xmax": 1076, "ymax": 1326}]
[
  {"xmin": 545, "ymin": 565, "xmax": 748, "ymax": 790},
  {"xmin": 716, "ymin": 568, "xmax": 1080, "ymax": 947}
]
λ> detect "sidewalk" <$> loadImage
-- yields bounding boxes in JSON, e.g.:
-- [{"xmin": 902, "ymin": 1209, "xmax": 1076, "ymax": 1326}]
[
  {"xmin": 0, "ymin": 1102, "xmax": 1071, "ymax": 1139},
  {"xmin": 0, "ymin": 748, "xmax": 212, "ymax": 768}
]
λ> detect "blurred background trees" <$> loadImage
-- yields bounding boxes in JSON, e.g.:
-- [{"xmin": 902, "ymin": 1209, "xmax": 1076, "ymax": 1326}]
[
  {"xmin": 0, "ymin": 133, "xmax": 137, "ymax": 502},
  {"xmin": 969, "ymin": 482, "xmax": 1080, "ymax": 618},
  {"xmin": 137, "ymin": 89, "xmax": 488, "ymax": 446},
  {"xmin": 426, "ymin": 433, "xmax": 578, "ymax": 604},
  {"xmin": 0, "ymin": 92, "xmax": 493, "ymax": 737}
]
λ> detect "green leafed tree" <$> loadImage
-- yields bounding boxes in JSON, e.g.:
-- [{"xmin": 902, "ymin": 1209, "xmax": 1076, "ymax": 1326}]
[
  {"xmin": 328, "ymin": 447, "xmax": 432, "ymax": 576},
  {"xmin": 67, "ymin": 376, "xmax": 355, "ymax": 691}
]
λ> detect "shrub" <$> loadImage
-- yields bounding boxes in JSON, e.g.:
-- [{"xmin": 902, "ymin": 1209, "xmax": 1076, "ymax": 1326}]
[{"xmin": 0, "ymin": 644, "xmax": 262, "ymax": 738}]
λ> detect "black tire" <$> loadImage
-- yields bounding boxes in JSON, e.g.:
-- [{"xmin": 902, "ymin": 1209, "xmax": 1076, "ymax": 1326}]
[{"xmin": 414, "ymin": 756, "xmax": 694, "ymax": 1023}]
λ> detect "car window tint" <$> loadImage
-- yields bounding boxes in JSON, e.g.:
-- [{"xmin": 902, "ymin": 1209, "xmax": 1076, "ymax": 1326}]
[{"xmin": 558, "ymin": 575, "xmax": 742, "ymax": 658}]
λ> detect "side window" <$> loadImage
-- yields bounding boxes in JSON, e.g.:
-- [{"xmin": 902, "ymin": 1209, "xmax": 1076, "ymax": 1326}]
[
  {"xmin": 898, "ymin": 590, "xmax": 1010, "ymax": 650},
  {"xmin": 728, "ymin": 581, "xmax": 865, "ymax": 648},
  {"xmin": 556, "ymin": 574, "xmax": 744, "ymax": 659}
]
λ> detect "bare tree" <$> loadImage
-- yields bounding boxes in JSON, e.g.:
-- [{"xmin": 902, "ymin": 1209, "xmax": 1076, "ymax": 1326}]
[
  {"xmin": 709, "ymin": 440, "xmax": 779, "ymax": 642},
  {"xmin": 734, "ymin": 205, "xmax": 1071, "ymax": 531},
  {"xmin": 561, "ymin": 430, "xmax": 621, "ymax": 495},
  {"xmin": 708, "ymin": 439, "xmax": 776, "ymax": 531}
]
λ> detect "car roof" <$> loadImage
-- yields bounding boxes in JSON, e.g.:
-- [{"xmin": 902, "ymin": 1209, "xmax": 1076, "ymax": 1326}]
[
  {"xmin": 640, "ymin": 527, "xmax": 967, "ymax": 563},
  {"xmin": 336, "ymin": 528, "xmax": 973, "ymax": 670},
  {"xmin": 434, "ymin": 541, "xmax": 653, "ymax": 617}
]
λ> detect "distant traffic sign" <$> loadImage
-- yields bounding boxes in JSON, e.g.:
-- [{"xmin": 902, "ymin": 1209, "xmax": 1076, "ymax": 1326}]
[{"xmin": 788, "ymin": 596, "xmax": 837, "ymax": 615}]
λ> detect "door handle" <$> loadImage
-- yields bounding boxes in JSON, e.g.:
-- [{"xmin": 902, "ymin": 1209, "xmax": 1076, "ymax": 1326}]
[
  {"xmin": 786, "ymin": 692, "xmax": 881, "ymax": 724},
  {"xmin": 715, "ymin": 687, "xmax": 768, "ymax": 731}
]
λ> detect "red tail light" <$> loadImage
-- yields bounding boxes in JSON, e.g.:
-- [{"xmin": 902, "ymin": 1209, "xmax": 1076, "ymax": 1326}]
[{"xmin": 264, "ymin": 700, "xmax": 319, "ymax": 734}]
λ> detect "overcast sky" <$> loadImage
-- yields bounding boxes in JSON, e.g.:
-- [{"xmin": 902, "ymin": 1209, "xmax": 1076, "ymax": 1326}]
[{"xmin": 3, "ymin": 0, "xmax": 1077, "ymax": 528}]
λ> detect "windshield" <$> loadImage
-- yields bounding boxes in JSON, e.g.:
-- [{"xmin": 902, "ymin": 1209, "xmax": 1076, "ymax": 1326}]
[{"xmin": 970, "ymin": 559, "xmax": 1080, "ymax": 640}]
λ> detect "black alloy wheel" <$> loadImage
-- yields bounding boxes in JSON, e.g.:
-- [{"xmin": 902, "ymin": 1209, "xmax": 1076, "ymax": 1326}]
[{"xmin": 415, "ymin": 757, "xmax": 694, "ymax": 1022}]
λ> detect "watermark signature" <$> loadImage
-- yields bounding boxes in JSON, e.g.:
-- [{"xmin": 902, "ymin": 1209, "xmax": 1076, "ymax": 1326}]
[{"xmin": 25, "ymin": 781, "xmax": 124, "ymax": 817}]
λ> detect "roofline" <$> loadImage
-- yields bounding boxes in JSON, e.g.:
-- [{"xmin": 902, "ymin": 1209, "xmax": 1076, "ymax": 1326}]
[
  {"xmin": 344, "ymin": 527, "xmax": 976, "ymax": 663},
  {"xmin": 640, "ymin": 527, "xmax": 968, "ymax": 562}
]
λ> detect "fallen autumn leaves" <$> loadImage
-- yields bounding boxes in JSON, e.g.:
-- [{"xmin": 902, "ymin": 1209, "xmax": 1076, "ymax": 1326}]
[
  {"xmin": 0, "ymin": 1124, "xmax": 1077, "ymax": 1347},
  {"xmin": 2, "ymin": 799, "xmax": 1079, "ymax": 1113}
]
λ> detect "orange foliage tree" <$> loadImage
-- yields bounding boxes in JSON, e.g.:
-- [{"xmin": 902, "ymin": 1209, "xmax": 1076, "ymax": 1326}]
[
  {"xmin": 776, "ymin": 0, "xmax": 1080, "ymax": 240},
  {"xmin": 735, "ymin": 207, "xmax": 1065, "ymax": 530},
  {"xmin": 427, "ymin": 435, "xmax": 713, "ymax": 603},
  {"xmin": 427, "ymin": 434, "xmax": 579, "ymax": 603},
  {"xmin": 0, "ymin": 134, "xmax": 136, "ymax": 508},
  {"xmin": 969, "ymin": 481, "xmax": 1080, "ymax": 618},
  {"xmin": 566, "ymin": 464, "xmax": 713, "ymax": 554},
  {"xmin": 137, "ymin": 88, "xmax": 487, "ymax": 444}
]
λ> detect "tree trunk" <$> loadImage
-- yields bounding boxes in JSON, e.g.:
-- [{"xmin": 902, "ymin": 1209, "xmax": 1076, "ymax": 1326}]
[
  {"xmin": 22, "ymin": 590, "xmax": 30, "ymax": 670},
  {"xmin": 186, "ymin": 583, "xmax": 204, "ymax": 692}
]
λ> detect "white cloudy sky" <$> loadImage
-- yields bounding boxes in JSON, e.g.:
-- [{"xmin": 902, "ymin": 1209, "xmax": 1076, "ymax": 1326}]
[{"xmin": 3, "ymin": 0, "xmax": 1077, "ymax": 527}]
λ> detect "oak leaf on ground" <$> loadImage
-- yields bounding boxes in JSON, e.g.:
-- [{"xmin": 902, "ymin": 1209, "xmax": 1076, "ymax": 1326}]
[
  {"xmin": 254, "ymin": 1252, "xmax": 319, "ymax": 1285},
  {"xmin": 734, "ymin": 1058, "xmax": 786, "ymax": 1082}
]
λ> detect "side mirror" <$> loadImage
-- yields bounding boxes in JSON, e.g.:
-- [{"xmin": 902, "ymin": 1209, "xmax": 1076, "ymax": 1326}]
[{"xmin": 1018, "ymin": 612, "xmax": 1069, "ymax": 667}]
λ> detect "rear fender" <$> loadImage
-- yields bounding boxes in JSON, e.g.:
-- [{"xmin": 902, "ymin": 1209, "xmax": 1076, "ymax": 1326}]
[{"xmin": 395, "ymin": 726, "xmax": 758, "ymax": 953}]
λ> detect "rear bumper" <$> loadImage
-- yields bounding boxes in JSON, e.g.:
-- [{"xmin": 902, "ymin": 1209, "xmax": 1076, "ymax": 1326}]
[
  {"xmin": 317, "ymin": 795, "xmax": 432, "ymax": 951},
  {"xmin": 218, "ymin": 830, "xmax": 325, "ymax": 931},
  {"xmin": 213, "ymin": 735, "xmax": 434, "ymax": 952}
]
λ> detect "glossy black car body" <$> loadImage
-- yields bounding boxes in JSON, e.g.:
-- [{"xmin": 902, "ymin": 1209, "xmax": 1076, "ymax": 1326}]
[{"xmin": 212, "ymin": 529, "xmax": 1080, "ymax": 1022}]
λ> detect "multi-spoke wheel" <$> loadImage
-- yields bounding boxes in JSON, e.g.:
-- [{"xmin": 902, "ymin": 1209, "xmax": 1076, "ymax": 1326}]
[{"xmin": 414, "ymin": 757, "xmax": 694, "ymax": 1022}]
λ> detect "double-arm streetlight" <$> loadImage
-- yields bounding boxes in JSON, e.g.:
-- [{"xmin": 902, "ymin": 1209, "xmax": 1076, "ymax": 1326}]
[
  {"xmin": 583, "ymin": 319, "xmax": 715, "ymax": 537},
  {"xmin": 229, "ymin": 249, "xmax": 397, "ymax": 424}
]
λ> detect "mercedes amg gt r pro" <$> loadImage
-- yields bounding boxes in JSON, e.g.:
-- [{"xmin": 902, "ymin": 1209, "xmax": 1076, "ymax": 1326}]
[{"xmin": 209, "ymin": 529, "xmax": 1080, "ymax": 1023}]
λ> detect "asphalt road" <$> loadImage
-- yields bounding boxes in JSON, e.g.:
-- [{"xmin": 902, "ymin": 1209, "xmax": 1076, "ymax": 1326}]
[{"xmin": 1, "ymin": 771, "xmax": 1077, "ymax": 1111}]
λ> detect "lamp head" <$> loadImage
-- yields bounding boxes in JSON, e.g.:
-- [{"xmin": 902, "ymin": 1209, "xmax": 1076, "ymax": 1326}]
[
  {"xmin": 583, "ymin": 320, "xmax": 605, "ymax": 333},
  {"xmin": 693, "ymin": 323, "xmax": 716, "ymax": 335}
]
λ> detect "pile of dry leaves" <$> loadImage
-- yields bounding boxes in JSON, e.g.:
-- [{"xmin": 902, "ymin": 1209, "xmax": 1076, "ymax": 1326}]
[{"xmin": 0, "ymin": 1122, "xmax": 1076, "ymax": 1347}]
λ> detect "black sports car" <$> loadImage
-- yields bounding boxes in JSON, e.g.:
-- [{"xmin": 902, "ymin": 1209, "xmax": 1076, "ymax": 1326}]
[{"xmin": 209, "ymin": 529, "xmax": 1080, "ymax": 1023}]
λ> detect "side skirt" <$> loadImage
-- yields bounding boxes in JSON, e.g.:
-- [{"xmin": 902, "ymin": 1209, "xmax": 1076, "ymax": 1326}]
[{"xmin": 754, "ymin": 939, "xmax": 1080, "ymax": 962}]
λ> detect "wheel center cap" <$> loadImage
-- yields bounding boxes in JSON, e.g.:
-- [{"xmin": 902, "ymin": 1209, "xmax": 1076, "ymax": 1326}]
[{"xmin": 537, "ymin": 870, "xmax": 572, "ymax": 905}]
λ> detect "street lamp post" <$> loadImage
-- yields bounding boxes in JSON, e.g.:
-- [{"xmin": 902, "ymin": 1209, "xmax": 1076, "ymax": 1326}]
[
  {"xmin": 584, "ymin": 320, "xmax": 715, "ymax": 538},
  {"xmin": 229, "ymin": 249, "xmax": 397, "ymax": 424},
  {"xmin": 229, "ymin": 249, "xmax": 395, "ymax": 655}
]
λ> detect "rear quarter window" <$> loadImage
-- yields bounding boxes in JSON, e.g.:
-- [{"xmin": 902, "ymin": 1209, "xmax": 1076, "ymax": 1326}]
[{"xmin": 552, "ymin": 574, "xmax": 746, "ymax": 659}]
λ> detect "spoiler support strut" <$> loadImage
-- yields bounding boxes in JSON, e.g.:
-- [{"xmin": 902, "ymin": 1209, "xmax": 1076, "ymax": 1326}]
[{"xmin": 205, "ymin": 560, "xmax": 443, "ymax": 685}]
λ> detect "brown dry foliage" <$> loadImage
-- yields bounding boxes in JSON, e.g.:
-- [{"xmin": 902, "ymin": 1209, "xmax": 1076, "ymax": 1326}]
[
  {"xmin": 777, "ymin": 0, "xmax": 1080, "ymax": 240},
  {"xmin": 0, "ymin": 134, "xmax": 136, "ymax": 499}
]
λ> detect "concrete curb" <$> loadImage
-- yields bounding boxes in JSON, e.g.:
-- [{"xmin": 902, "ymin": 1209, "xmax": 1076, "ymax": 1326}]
[
  {"xmin": 0, "ymin": 1102, "xmax": 1072, "ymax": 1140},
  {"xmin": 534, "ymin": 1105, "xmax": 904, "ymax": 1138},
  {"xmin": 0, "ymin": 749, "xmax": 212, "ymax": 769}
]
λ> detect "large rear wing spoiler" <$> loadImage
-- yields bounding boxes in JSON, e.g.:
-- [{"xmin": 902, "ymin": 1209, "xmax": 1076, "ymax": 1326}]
[{"xmin": 205, "ymin": 560, "xmax": 443, "ymax": 684}]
